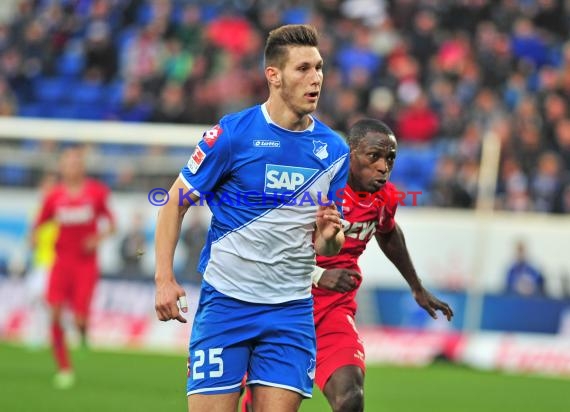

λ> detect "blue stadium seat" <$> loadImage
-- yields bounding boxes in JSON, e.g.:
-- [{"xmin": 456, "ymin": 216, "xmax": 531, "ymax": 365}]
[
  {"xmin": 73, "ymin": 103, "xmax": 107, "ymax": 120},
  {"xmin": 136, "ymin": 3, "xmax": 153, "ymax": 25},
  {"xmin": 46, "ymin": 103, "xmax": 80, "ymax": 119},
  {"xmin": 104, "ymin": 81, "xmax": 124, "ymax": 105},
  {"xmin": 0, "ymin": 165, "xmax": 29, "ymax": 186},
  {"xmin": 115, "ymin": 27, "xmax": 137, "ymax": 52},
  {"xmin": 391, "ymin": 146, "xmax": 440, "ymax": 192},
  {"xmin": 17, "ymin": 103, "xmax": 45, "ymax": 118},
  {"xmin": 70, "ymin": 82, "xmax": 105, "ymax": 105},
  {"xmin": 282, "ymin": 7, "xmax": 310, "ymax": 24},
  {"xmin": 56, "ymin": 52, "xmax": 84, "ymax": 77},
  {"xmin": 34, "ymin": 77, "xmax": 71, "ymax": 103}
]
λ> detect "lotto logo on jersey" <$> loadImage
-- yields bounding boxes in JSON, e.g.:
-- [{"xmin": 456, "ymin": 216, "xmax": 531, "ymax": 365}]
[
  {"xmin": 188, "ymin": 146, "xmax": 206, "ymax": 174},
  {"xmin": 202, "ymin": 125, "xmax": 223, "ymax": 147},
  {"xmin": 264, "ymin": 164, "xmax": 318, "ymax": 194}
]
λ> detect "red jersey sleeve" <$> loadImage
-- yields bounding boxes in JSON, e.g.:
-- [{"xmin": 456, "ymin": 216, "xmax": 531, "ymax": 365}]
[{"xmin": 98, "ymin": 183, "xmax": 115, "ymax": 224}]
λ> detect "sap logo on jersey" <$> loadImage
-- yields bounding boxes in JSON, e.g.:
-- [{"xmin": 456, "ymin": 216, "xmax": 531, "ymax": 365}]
[{"xmin": 265, "ymin": 164, "xmax": 318, "ymax": 193}]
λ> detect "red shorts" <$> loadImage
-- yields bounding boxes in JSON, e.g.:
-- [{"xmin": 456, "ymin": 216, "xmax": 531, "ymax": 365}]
[
  {"xmin": 46, "ymin": 257, "xmax": 98, "ymax": 317},
  {"xmin": 314, "ymin": 304, "xmax": 365, "ymax": 390}
]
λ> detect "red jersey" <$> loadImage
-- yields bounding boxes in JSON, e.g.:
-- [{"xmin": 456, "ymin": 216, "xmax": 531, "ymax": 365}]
[
  {"xmin": 34, "ymin": 179, "xmax": 114, "ymax": 260},
  {"xmin": 313, "ymin": 183, "xmax": 399, "ymax": 315}
]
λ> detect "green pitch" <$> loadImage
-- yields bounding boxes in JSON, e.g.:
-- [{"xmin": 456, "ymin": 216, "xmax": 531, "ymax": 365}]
[{"xmin": 0, "ymin": 343, "xmax": 567, "ymax": 412}]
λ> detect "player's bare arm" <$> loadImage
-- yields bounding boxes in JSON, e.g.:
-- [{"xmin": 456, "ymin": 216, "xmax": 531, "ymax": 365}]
[
  {"xmin": 314, "ymin": 199, "xmax": 344, "ymax": 256},
  {"xmin": 375, "ymin": 223, "xmax": 454, "ymax": 321},
  {"xmin": 154, "ymin": 176, "xmax": 197, "ymax": 323}
]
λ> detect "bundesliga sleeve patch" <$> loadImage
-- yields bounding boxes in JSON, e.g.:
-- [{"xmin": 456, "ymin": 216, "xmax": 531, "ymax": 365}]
[
  {"xmin": 187, "ymin": 146, "xmax": 206, "ymax": 174},
  {"xmin": 202, "ymin": 125, "xmax": 223, "ymax": 148}
]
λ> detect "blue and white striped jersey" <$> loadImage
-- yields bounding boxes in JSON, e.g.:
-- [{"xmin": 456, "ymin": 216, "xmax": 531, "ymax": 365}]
[{"xmin": 180, "ymin": 104, "xmax": 349, "ymax": 303}]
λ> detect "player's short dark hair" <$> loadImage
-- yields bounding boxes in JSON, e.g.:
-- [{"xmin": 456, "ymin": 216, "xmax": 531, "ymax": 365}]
[
  {"xmin": 264, "ymin": 24, "xmax": 319, "ymax": 68},
  {"xmin": 347, "ymin": 118, "xmax": 396, "ymax": 149}
]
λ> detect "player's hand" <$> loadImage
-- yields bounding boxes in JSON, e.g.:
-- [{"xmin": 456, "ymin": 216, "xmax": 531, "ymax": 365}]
[
  {"xmin": 83, "ymin": 235, "xmax": 99, "ymax": 252},
  {"xmin": 318, "ymin": 269, "xmax": 362, "ymax": 293},
  {"xmin": 412, "ymin": 287, "xmax": 454, "ymax": 321},
  {"xmin": 316, "ymin": 197, "xmax": 342, "ymax": 241},
  {"xmin": 155, "ymin": 277, "xmax": 188, "ymax": 323}
]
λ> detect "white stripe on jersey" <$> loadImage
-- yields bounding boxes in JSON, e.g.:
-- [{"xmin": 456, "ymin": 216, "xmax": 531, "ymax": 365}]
[{"xmin": 203, "ymin": 155, "xmax": 347, "ymax": 304}]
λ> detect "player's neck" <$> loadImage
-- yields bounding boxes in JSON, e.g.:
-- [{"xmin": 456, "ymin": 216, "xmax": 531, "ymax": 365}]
[
  {"xmin": 347, "ymin": 178, "xmax": 364, "ymax": 193},
  {"xmin": 63, "ymin": 177, "xmax": 85, "ymax": 194},
  {"xmin": 264, "ymin": 100, "xmax": 312, "ymax": 131}
]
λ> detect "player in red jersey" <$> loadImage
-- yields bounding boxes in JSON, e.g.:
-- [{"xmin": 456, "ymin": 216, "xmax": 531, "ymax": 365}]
[
  {"xmin": 242, "ymin": 118, "xmax": 453, "ymax": 411},
  {"xmin": 31, "ymin": 146, "xmax": 116, "ymax": 388}
]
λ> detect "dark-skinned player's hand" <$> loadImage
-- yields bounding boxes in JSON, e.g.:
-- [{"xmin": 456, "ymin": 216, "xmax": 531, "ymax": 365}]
[
  {"xmin": 317, "ymin": 269, "xmax": 362, "ymax": 293},
  {"xmin": 412, "ymin": 287, "xmax": 454, "ymax": 321}
]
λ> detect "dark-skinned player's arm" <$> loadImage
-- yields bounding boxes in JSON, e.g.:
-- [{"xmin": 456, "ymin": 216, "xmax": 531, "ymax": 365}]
[
  {"xmin": 312, "ymin": 266, "xmax": 362, "ymax": 293},
  {"xmin": 375, "ymin": 223, "xmax": 454, "ymax": 321}
]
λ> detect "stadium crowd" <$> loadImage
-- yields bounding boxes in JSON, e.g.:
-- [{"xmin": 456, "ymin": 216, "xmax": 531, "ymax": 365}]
[{"xmin": 0, "ymin": 0, "xmax": 569, "ymax": 213}]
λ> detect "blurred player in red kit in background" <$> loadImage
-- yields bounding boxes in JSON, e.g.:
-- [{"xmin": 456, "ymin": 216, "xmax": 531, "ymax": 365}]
[
  {"xmin": 31, "ymin": 146, "xmax": 116, "ymax": 388},
  {"xmin": 243, "ymin": 118, "xmax": 453, "ymax": 411}
]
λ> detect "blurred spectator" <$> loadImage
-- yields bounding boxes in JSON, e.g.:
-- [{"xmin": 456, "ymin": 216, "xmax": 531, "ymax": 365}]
[
  {"xmin": 510, "ymin": 17, "xmax": 549, "ymax": 69},
  {"xmin": 120, "ymin": 22, "xmax": 164, "ymax": 92},
  {"xmin": 205, "ymin": 11, "xmax": 255, "ymax": 56},
  {"xmin": 18, "ymin": 19, "xmax": 49, "ymax": 77},
  {"xmin": 504, "ymin": 240, "xmax": 546, "ymax": 297},
  {"xmin": 553, "ymin": 183, "xmax": 570, "ymax": 214},
  {"xmin": 533, "ymin": 0, "xmax": 568, "ymax": 40},
  {"xmin": 150, "ymin": 82, "xmax": 191, "ymax": 124},
  {"xmin": 429, "ymin": 156, "xmax": 472, "ymax": 208},
  {"xmin": 470, "ymin": 88, "xmax": 507, "ymax": 134},
  {"xmin": 335, "ymin": 23, "xmax": 382, "ymax": 85},
  {"xmin": 161, "ymin": 37, "xmax": 194, "ymax": 84},
  {"xmin": 514, "ymin": 123, "xmax": 547, "ymax": 177},
  {"xmin": 456, "ymin": 159, "xmax": 479, "ymax": 207},
  {"xmin": 106, "ymin": 80, "xmax": 152, "ymax": 122},
  {"xmin": 553, "ymin": 118, "xmax": 570, "ymax": 172},
  {"xmin": 530, "ymin": 151, "xmax": 563, "ymax": 213},
  {"xmin": 456, "ymin": 121, "xmax": 482, "ymax": 162},
  {"xmin": 396, "ymin": 91, "xmax": 439, "ymax": 144},
  {"xmin": 84, "ymin": 21, "xmax": 117, "ymax": 83},
  {"xmin": 476, "ymin": 21, "xmax": 511, "ymax": 89},
  {"xmin": 437, "ymin": 98, "xmax": 467, "ymax": 140},
  {"xmin": 0, "ymin": 76, "xmax": 17, "ymax": 115},
  {"xmin": 180, "ymin": 207, "xmax": 207, "ymax": 285},
  {"xmin": 118, "ymin": 212, "xmax": 146, "ymax": 278},
  {"xmin": 540, "ymin": 92, "xmax": 568, "ymax": 150},
  {"xmin": 408, "ymin": 9, "xmax": 438, "ymax": 74},
  {"xmin": 497, "ymin": 156, "xmax": 532, "ymax": 212},
  {"xmin": 513, "ymin": 95, "xmax": 542, "ymax": 138},
  {"xmin": 176, "ymin": 4, "xmax": 203, "ymax": 54}
]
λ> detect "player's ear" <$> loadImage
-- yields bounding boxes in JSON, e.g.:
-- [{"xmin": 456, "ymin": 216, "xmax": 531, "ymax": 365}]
[{"xmin": 265, "ymin": 66, "xmax": 281, "ymax": 87}]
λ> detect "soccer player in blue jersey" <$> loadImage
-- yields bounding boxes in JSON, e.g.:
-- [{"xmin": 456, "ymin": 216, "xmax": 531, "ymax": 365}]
[{"xmin": 154, "ymin": 25, "xmax": 349, "ymax": 412}]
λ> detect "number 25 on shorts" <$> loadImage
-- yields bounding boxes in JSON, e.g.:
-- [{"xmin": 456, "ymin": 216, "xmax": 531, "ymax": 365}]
[{"xmin": 191, "ymin": 348, "xmax": 224, "ymax": 379}]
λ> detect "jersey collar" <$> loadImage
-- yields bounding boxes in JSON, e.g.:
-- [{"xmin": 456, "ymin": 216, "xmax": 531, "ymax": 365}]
[{"xmin": 261, "ymin": 103, "xmax": 315, "ymax": 132}]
